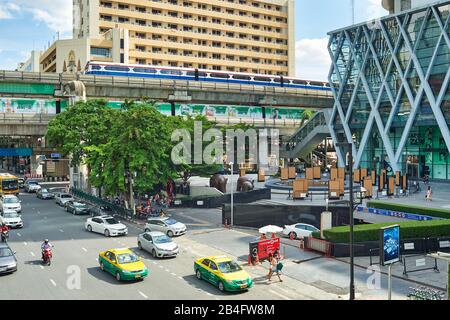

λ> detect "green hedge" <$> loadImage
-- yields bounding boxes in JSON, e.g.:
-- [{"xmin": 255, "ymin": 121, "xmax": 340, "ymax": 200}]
[
  {"xmin": 313, "ymin": 220, "xmax": 450, "ymax": 243},
  {"xmin": 366, "ymin": 200, "xmax": 450, "ymax": 219}
]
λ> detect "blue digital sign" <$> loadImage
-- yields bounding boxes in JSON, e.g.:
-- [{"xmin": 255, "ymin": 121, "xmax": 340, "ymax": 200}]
[{"xmin": 381, "ymin": 225, "xmax": 400, "ymax": 266}]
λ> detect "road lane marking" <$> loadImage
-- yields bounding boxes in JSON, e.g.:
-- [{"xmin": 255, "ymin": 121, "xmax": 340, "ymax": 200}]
[
  {"xmin": 269, "ymin": 289, "xmax": 290, "ymax": 300},
  {"xmin": 23, "ymin": 242, "xmax": 27, "ymax": 246},
  {"xmin": 30, "ymin": 252, "xmax": 35, "ymax": 257},
  {"xmin": 165, "ymin": 269, "xmax": 170, "ymax": 273},
  {"xmin": 40, "ymin": 265, "xmax": 44, "ymax": 269},
  {"xmin": 50, "ymin": 279, "xmax": 57, "ymax": 287},
  {"xmin": 59, "ymin": 229, "xmax": 64, "ymax": 233},
  {"xmin": 82, "ymin": 247, "xmax": 87, "ymax": 252},
  {"xmin": 152, "ymin": 261, "xmax": 157, "ymax": 265},
  {"xmin": 171, "ymin": 273, "xmax": 177, "ymax": 276},
  {"xmin": 17, "ymin": 233, "xmax": 21, "ymax": 237},
  {"xmin": 178, "ymin": 276, "xmax": 183, "ymax": 280},
  {"xmin": 159, "ymin": 265, "xmax": 164, "ymax": 269},
  {"xmin": 138, "ymin": 291, "xmax": 148, "ymax": 299}
]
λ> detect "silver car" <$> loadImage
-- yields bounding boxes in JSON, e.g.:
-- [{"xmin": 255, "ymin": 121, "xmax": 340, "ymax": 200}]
[
  {"xmin": 0, "ymin": 243, "xmax": 17, "ymax": 274},
  {"xmin": 55, "ymin": 193, "xmax": 74, "ymax": 206},
  {"xmin": 137, "ymin": 231, "xmax": 179, "ymax": 258},
  {"xmin": 144, "ymin": 217, "xmax": 187, "ymax": 237}
]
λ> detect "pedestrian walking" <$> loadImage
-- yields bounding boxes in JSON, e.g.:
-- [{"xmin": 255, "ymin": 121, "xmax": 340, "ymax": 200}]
[
  {"xmin": 267, "ymin": 253, "xmax": 283, "ymax": 282},
  {"xmin": 426, "ymin": 186, "xmax": 432, "ymax": 202}
]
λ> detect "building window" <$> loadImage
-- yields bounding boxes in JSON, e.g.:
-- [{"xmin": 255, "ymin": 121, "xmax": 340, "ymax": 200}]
[
  {"xmin": 120, "ymin": 39, "xmax": 124, "ymax": 49},
  {"xmin": 120, "ymin": 53, "xmax": 124, "ymax": 63},
  {"xmin": 400, "ymin": 0, "xmax": 411, "ymax": 11},
  {"xmin": 90, "ymin": 47, "xmax": 111, "ymax": 58}
]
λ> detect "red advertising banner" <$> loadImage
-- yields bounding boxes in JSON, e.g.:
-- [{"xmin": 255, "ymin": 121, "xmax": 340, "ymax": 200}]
[{"xmin": 249, "ymin": 238, "xmax": 281, "ymax": 263}]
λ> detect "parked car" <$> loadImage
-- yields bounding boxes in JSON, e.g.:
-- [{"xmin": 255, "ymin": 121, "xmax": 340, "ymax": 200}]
[
  {"xmin": 24, "ymin": 180, "xmax": 41, "ymax": 193},
  {"xmin": 90, "ymin": 205, "xmax": 113, "ymax": 217},
  {"xmin": 282, "ymin": 223, "xmax": 320, "ymax": 240},
  {"xmin": 55, "ymin": 193, "xmax": 74, "ymax": 206},
  {"xmin": 36, "ymin": 188, "xmax": 55, "ymax": 200},
  {"xmin": 85, "ymin": 215, "xmax": 128, "ymax": 237},
  {"xmin": 0, "ymin": 243, "xmax": 18, "ymax": 275},
  {"xmin": 194, "ymin": 256, "xmax": 252, "ymax": 292},
  {"xmin": 98, "ymin": 248, "xmax": 148, "ymax": 282},
  {"xmin": 1, "ymin": 210, "xmax": 23, "ymax": 229},
  {"xmin": 0, "ymin": 195, "xmax": 22, "ymax": 213},
  {"xmin": 144, "ymin": 217, "xmax": 187, "ymax": 237},
  {"xmin": 64, "ymin": 201, "xmax": 90, "ymax": 215},
  {"xmin": 48, "ymin": 187, "xmax": 66, "ymax": 195},
  {"xmin": 137, "ymin": 231, "xmax": 179, "ymax": 258}
]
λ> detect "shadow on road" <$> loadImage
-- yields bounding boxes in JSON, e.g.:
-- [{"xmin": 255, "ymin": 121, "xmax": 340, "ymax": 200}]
[
  {"xmin": 24, "ymin": 259, "xmax": 44, "ymax": 266},
  {"xmin": 182, "ymin": 274, "xmax": 248, "ymax": 297},
  {"xmin": 86, "ymin": 267, "xmax": 144, "ymax": 285}
]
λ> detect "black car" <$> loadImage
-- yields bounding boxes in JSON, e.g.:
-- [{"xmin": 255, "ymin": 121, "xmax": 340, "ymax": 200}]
[
  {"xmin": 89, "ymin": 205, "xmax": 113, "ymax": 217},
  {"xmin": 64, "ymin": 201, "xmax": 91, "ymax": 215},
  {"xmin": 18, "ymin": 178, "xmax": 25, "ymax": 189},
  {"xmin": 36, "ymin": 188, "xmax": 55, "ymax": 200}
]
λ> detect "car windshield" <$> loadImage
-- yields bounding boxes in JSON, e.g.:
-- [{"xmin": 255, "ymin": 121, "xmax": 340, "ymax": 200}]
[
  {"xmin": 0, "ymin": 248, "xmax": 13, "ymax": 257},
  {"xmin": 41, "ymin": 189, "xmax": 49, "ymax": 193},
  {"xmin": 73, "ymin": 202, "xmax": 87, "ymax": 208},
  {"xmin": 164, "ymin": 218, "xmax": 178, "ymax": 225},
  {"xmin": 218, "ymin": 261, "xmax": 242, "ymax": 274},
  {"xmin": 61, "ymin": 194, "xmax": 72, "ymax": 198},
  {"xmin": 4, "ymin": 197, "xmax": 19, "ymax": 204},
  {"xmin": 153, "ymin": 235, "xmax": 172, "ymax": 244},
  {"xmin": 28, "ymin": 181, "xmax": 38, "ymax": 185},
  {"xmin": 4, "ymin": 212, "xmax": 19, "ymax": 218},
  {"xmin": 2, "ymin": 180, "xmax": 18, "ymax": 190},
  {"xmin": 104, "ymin": 218, "xmax": 119, "ymax": 225},
  {"xmin": 116, "ymin": 253, "xmax": 139, "ymax": 264}
]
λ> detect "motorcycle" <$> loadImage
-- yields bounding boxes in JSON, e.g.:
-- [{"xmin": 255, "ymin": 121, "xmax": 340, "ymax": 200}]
[
  {"xmin": 1, "ymin": 230, "xmax": 9, "ymax": 243},
  {"xmin": 42, "ymin": 248, "xmax": 53, "ymax": 266}
]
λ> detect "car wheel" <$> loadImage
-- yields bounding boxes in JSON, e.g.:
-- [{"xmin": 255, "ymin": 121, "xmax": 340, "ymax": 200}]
[
  {"xmin": 289, "ymin": 232, "xmax": 297, "ymax": 240},
  {"xmin": 218, "ymin": 281, "xmax": 225, "ymax": 292},
  {"xmin": 138, "ymin": 241, "xmax": 142, "ymax": 250},
  {"xmin": 196, "ymin": 269, "xmax": 202, "ymax": 280},
  {"xmin": 87, "ymin": 225, "xmax": 92, "ymax": 232},
  {"xmin": 115, "ymin": 272, "xmax": 121, "ymax": 281},
  {"xmin": 144, "ymin": 228, "xmax": 150, "ymax": 233},
  {"xmin": 152, "ymin": 249, "xmax": 157, "ymax": 258},
  {"xmin": 104, "ymin": 229, "xmax": 110, "ymax": 237},
  {"xmin": 167, "ymin": 230, "xmax": 174, "ymax": 237},
  {"xmin": 100, "ymin": 261, "xmax": 104, "ymax": 271}
]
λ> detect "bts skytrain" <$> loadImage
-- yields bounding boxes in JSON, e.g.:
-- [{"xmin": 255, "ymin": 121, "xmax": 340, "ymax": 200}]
[{"xmin": 84, "ymin": 61, "xmax": 331, "ymax": 92}]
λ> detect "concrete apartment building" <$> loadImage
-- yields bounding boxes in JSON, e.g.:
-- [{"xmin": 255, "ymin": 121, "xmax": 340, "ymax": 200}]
[
  {"xmin": 382, "ymin": 0, "xmax": 440, "ymax": 13},
  {"xmin": 68, "ymin": 0, "xmax": 295, "ymax": 76}
]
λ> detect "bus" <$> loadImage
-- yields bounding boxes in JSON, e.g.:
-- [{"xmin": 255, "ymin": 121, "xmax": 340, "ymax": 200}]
[{"xmin": 0, "ymin": 173, "xmax": 20, "ymax": 196}]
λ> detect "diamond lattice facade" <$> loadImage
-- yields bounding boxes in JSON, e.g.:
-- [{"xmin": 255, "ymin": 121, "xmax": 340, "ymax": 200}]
[{"xmin": 328, "ymin": 1, "xmax": 450, "ymax": 180}]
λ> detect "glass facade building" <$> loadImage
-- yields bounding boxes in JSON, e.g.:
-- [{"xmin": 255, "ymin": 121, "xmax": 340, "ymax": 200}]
[{"xmin": 328, "ymin": 1, "xmax": 450, "ymax": 180}]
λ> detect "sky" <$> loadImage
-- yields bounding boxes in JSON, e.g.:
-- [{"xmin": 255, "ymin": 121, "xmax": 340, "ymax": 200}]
[{"xmin": 0, "ymin": 0, "xmax": 388, "ymax": 81}]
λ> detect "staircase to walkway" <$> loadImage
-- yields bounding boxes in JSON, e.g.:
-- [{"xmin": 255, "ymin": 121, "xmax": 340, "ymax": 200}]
[{"xmin": 281, "ymin": 110, "xmax": 331, "ymax": 160}]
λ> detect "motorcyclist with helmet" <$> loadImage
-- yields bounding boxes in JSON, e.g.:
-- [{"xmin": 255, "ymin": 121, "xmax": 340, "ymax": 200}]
[{"xmin": 0, "ymin": 223, "xmax": 9, "ymax": 242}]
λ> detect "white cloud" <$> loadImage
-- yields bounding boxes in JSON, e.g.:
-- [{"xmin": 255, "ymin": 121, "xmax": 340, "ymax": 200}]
[
  {"xmin": 0, "ymin": 3, "xmax": 20, "ymax": 19},
  {"xmin": 14, "ymin": 0, "xmax": 72, "ymax": 34},
  {"xmin": 295, "ymin": 38, "xmax": 331, "ymax": 82}
]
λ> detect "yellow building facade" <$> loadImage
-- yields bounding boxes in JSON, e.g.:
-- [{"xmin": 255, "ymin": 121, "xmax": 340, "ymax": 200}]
[{"xmin": 73, "ymin": 0, "xmax": 295, "ymax": 76}]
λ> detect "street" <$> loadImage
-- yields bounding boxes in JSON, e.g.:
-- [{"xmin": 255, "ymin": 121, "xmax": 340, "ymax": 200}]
[{"xmin": 0, "ymin": 191, "xmax": 309, "ymax": 300}]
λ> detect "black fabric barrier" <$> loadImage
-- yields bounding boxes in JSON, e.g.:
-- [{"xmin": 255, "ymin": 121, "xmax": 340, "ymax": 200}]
[
  {"xmin": 172, "ymin": 188, "xmax": 271, "ymax": 209},
  {"xmin": 222, "ymin": 204, "xmax": 350, "ymax": 229}
]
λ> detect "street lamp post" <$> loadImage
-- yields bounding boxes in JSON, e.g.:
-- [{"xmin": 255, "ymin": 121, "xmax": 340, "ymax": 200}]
[
  {"xmin": 229, "ymin": 162, "xmax": 234, "ymax": 228},
  {"xmin": 336, "ymin": 142, "xmax": 355, "ymax": 301}
]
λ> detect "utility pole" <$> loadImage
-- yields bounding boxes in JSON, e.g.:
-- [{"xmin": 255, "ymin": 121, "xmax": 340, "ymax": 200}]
[{"xmin": 351, "ymin": 0, "xmax": 355, "ymax": 24}]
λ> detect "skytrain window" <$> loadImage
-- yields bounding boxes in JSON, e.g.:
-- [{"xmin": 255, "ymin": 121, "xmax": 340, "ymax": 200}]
[
  {"xmin": 309, "ymin": 81, "xmax": 323, "ymax": 87},
  {"xmin": 253, "ymin": 76, "xmax": 271, "ymax": 82},
  {"xmin": 133, "ymin": 67, "xmax": 157, "ymax": 73},
  {"xmin": 273, "ymin": 78, "xmax": 282, "ymax": 83},
  {"xmin": 293, "ymin": 80, "xmax": 308, "ymax": 85},
  {"xmin": 160, "ymin": 69, "xmax": 182, "ymax": 75},
  {"xmin": 104, "ymin": 66, "xmax": 130, "ymax": 72},
  {"xmin": 210, "ymin": 73, "xmax": 229, "ymax": 79},
  {"xmin": 186, "ymin": 71, "xmax": 207, "ymax": 77},
  {"xmin": 232, "ymin": 75, "xmax": 251, "ymax": 81},
  {"xmin": 90, "ymin": 65, "xmax": 102, "ymax": 70}
]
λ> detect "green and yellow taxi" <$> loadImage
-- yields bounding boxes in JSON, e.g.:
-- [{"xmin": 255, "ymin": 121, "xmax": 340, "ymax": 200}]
[
  {"xmin": 98, "ymin": 248, "xmax": 149, "ymax": 282},
  {"xmin": 194, "ymin": 256, "xmax": 253, "ymax": 292}
]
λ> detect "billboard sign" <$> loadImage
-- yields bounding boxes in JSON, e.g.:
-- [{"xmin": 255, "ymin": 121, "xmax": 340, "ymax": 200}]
[
  {"xmin": 380, "ymin": 225, "xmax": 400, "ymax": 266},
  {"xmin": 249, "ymin": 237, "xmax": 281, "ymax": 263}
]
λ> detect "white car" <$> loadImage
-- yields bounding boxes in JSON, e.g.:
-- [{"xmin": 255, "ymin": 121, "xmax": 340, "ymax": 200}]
[
  {"xmin": 282, "ymin": 223, "xmax": 320, "ymax": 240},
  {"xmin": 0, "ymin": 195, "xmax": 22, "ymax": 213},
  {"xmin": 55, "ymin": 193, "xmax": 74, "ymax": 206},
  {"xmin": 137, "ymin": 231, "xmax": 179, "ymax": 258},
  {"xmin": 1, "ymin": 210, "xmax": 23, "ymax": 229},
  {"xmin": 85, "ymin": 215, "xmax": 128, "ymax": 237},
  {"xmin": 144, "ymin": 217, "xmax": 187, "ymax": 237},
  {"xmin": 24, "ymin": 180, "xmax": 41, "ymax": 193}
]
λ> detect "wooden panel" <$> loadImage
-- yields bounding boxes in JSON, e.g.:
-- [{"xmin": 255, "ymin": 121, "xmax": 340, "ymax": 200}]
[
  {"xmin": 293, "ymin": 179, "xmax": 308, "ymax": 199},
  {"xmin": 258, "ymin": 168, "xmax": 265, "ymax": 182},
  {"xmin": 354, "ymin": 169, "xmax": 361, "ymax": 182},
  {"xmin": 402, "ymin": 174, "xmax": 408, "ymax": 192},
  {"xmin": 306, "ymin": 168, "xmax": 314, "ymax": 180},
  {"xmin": 361, "ymin": 168, "xmax": 368, "ymax": 179},
  {"xmin": 288, "ymin": 167, "xmax": 296, "ymax": 179},
  {"xmin": 313, "ymin": 166, "xmax": 321, "ymax": 179},
  {"xmin": 281, "ymin": 168, "xmax": 289, "ymax": 181},
  {"xmin": 239, "ymin": 169, "xmax": 246, "ymax": 177},
  {"xmin": 395, "ymin": 171, "xmax": 401, "ymax": 186},
  {"xmin": 371, "ymin": 170, "xmax": 376, "ymax": 186},
  {"xmin": 363, "ymin": 177, "xmax": 373, "ymax": 198},
  {"xmin": 338, "ymin": 168, "xmax": 345, "ymax": 179},
  {"xmin": 330, "ymin": 168, "xmax": 338, "ymax": 180},
  {"xmin": 339, "ymin": 178, "xmax": 345, "ymax": 196},
  {"xmin": 328, "ymin": 180, "xmax": 340, "ymax": 199},
  {"xmin": 381, "ymin": 169, "xmax": 387, "ymax": 188},
  {"xmin": 388, "ymin": 177, "xmax": 395, "ymax": 196}
]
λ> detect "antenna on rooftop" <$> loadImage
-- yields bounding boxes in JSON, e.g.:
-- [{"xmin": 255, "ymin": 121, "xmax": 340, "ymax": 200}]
[{"xmin": 351, "ymin": 0, "xmax": 355, "ymax": 24}]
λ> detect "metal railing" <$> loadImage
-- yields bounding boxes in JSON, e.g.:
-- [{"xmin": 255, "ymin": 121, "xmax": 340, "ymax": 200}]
[
  {"xmin": 0, "ymin": 113, "xmax": 56, "ymax": 123},
  {"xmin": 284, "ymin": 111, "xmax": 327, "ymax": 150},
  {"xmin": 0, "ymin": 70, "xmax": 334, "ymax": 100}
]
